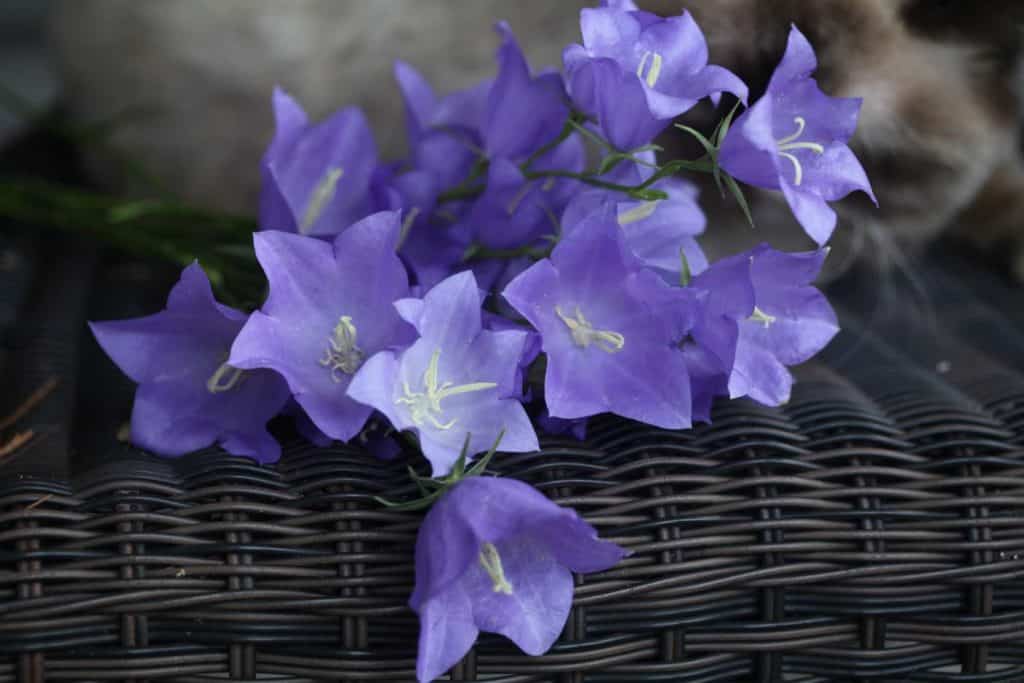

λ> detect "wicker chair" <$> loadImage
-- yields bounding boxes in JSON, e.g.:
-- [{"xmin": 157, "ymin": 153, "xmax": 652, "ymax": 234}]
[{"xmin": 1, "ymin": 231, "xmax": 1023, "ymax": 682}]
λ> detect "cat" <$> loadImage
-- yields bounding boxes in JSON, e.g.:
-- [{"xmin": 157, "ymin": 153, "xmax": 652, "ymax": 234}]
[{"xmin": 645, "ymin": 0, "xmax": 1024, "ymax": 278}]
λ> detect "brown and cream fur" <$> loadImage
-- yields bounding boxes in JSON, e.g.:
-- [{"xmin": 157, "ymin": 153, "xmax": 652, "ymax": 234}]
[{"xmin": 647, "ymin": 0, "xmax": 1024, "ymax": 277}]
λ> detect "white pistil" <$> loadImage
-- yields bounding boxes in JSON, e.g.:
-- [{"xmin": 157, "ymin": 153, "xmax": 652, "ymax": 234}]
[
  {"xmin": 636, "ymin": 50, "xmax": 664, "ymax": 88},
  {"xmin": 618, "ymin": 200, "xmax": 660, "ymax": 226},
  {"xmin": 320, "ymin": 316, "xmax": 364, "ymax": 382},
  {"xmin": 206, "ymin": 360, "xmax": 247, "ymax": 394},
  {"xmin": 395, "ymin": 348, "xmax": 496, "ymax": 430},
  {"xmin": 301, "ymin": 166, "xmax": 345, "ymax": 233},
  {"xmin": 775, "ymin": 116, "xmax": 825, "ymax": 187},
  {"xmin": 478, "ymin": 542, "xmax": 514, "ymax": 595},
  {"xmin": 749, "ymin": 306, "xmax": 777, "ymax": 328},
  {"xmin": 555, "ymin": 306, "xmax": 625, "ymax": 353}
]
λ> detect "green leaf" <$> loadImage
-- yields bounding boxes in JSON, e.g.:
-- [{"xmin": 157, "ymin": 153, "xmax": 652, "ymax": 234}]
[
  {"xmin": 679, "ymin": 248, "xmax": 692, "ymax": 287},
  {"xmin": 628, "ymin": 188, "xmax": 669, "ymax": 202},
  {"xmin": 723, "ymin": 173, "xmax": 755, "ymax": 229},
  {"xmin": 674, "ymin": 124, "xmax": 716, "ymax": 158},
  {"xmin": 464, "ymin": 429, "xmax": 506, "ymax": 478}
]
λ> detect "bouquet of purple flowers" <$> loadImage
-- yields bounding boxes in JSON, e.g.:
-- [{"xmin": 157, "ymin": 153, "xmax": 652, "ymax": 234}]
[{"xmin": 90, "ymin": 2, "xmax": 875, "ymax": 680}]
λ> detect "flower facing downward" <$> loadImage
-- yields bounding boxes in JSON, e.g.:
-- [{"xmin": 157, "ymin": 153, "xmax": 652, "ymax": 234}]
[
  {"xmin": 410, "ymin": 476, "xmax": 628, "ymax": 682},
  {"xmin": 563, "ymin": 0, "xmax": 747, "ymax": 151},
  {"xmin": 347, "ymin": 271, "xmax": 539, "ymax": 476},
  {"xmin": 718, "ymin": 26, "xmax": 876, "ymax": 245},
  {"xmin": 259, "ymin": 87, "xmax": 378, "ymax": 237},
  {"xmin": 90, "ymin": 263, "xmax": 290, "ymax": 462},
  {"xmin": 502, "ymin": 211, "xmax": 696, "ymax": 428},
  {"xmin": 229, "ymin": 211, "xmax": 416, "ymax": 442}
]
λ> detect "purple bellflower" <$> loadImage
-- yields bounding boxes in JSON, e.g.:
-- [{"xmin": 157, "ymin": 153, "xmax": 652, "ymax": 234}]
[
  {"xmin": 502, "ymin": 212, "xmax": 696, "ymax": 428},
  {"xmin": 229, "ymin": 211, "xmax": 416, "ymax": 442},
  {"xmin": 689, "ymin": 243, "xmax": 839, "ymax": 407},
  {"xmin": 563, "ymin": 1, "xmax": 747, "ymax": 151},
  {"xmin": 718, "ymin": 26, "xmax": 876, "ymax": 245},
  {"xmin": 259, "ymin": 88, "xmax": 377, "ymax": 237},
  {"xmin": 348, "ymin": 270, "xmax": 539, "ymax": 476},
  {"xmin": 90, "ymin": 263, "xmax": 290, "ymax": 462},
  {"xmin": 411, "ymin": 476, "xmax": 628, "ymax": 682}
]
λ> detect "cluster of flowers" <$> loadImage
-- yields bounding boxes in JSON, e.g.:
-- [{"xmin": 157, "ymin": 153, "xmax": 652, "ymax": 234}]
[{"xmin": 91, "ymin": 2, "xmax": 874, "ymax": 680}]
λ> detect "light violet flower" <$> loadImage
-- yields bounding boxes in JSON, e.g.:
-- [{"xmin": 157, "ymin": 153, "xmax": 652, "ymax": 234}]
[
  {"xmin": 229, "ymin": 211, "xmax": 416, "ymax": 442},
  {"xmin": 502, "ymin": 213, "xmax": 696, "ymax": 428},
  {"xmin": 259, "ymin": 87, "xmax": 377, "ymax": 237},
  {"xmin": 563, "ymin": 1, "xmax": 747, "ymax": 151},
  {"xmin": 411, "ymin": 476, "xmax": 628, "ymax": 682},
  {"xmin": 718, "ymin": 26, "xmax": 876, "ymax": 245},
  {"xmin": 90, "ymin": 263, "xmax": 290, "ymax": 462},
  {"xmin": 348, "ymin": 270, "xmax": 539, "ymax": 476}
]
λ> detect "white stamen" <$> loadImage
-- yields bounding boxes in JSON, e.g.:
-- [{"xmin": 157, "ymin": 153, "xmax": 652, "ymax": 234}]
[
  {"xmin": 555, "ymin": 306, "xmax": 625, "ymax": 353},
  {"xmin": 618, "ymin": 200, "xmax": 660, "ymax": 226},
  {"xmin": 206, "ymin": 361, "xmax": 247, "ymax": 393},
  {"xmin": 636, "ymin": 51, "xmax": 663, "ymax": 88},
  {"xmin": 775, "ymin": 117, "xmax": 824, "ymax": 187},
  {"xmin": 320, "ymin": 316, "xmax": 364, "ymax": 382},
  {"xmin": 749, "ymin": 306, "xmax": 777, "ymax": 328},
  {"xmin": 478, "ymin": 542, "xmax": 514, "ymax": 594},
  {"xmin": 395, "ymin": 348, "xmax": 497, "ymax": 430},
  {"xmin": 301, "ymin": 166, "xmax": 344, "ymax": 233}
]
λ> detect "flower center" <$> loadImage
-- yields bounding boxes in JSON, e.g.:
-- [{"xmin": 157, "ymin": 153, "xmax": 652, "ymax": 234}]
[
  {"xmin": 618, "ymin": 200, "xmax": 660, "ymax": 226},
  {"xmin": 748, "ymin": 306, "xmax": 777, "ymax": 327},
  {"xmin": 555, "ymin": 305, "xmax": 625, "ymax": 353},
  {"xmin": 636, "ymin": 50, "xmax": 664, "ymax": 88},
  {"xmin": 320, "ymin": 316, "xmax": 364, "ymax": 382},
  {"xmin": 775, "ymin": 116, "xmax": 824, "ymax": 187},
  {"xmin": 301, "ymin": 166, "xmax": 344, "ymax": 233},
  {"xmin": 478, "ymin": 542, "xmax": 514, "ymax": 595},
  {"xmin": 206, "ymin": 358, "xmax": 247, "ymax": 394},
  {"xmin": 395, "ymin": 348, "xmax": 497, "ymax": 430}
]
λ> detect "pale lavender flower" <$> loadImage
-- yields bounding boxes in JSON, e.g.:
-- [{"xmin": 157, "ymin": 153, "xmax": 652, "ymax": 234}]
[
  {"xmin": 229, "ymin": 211, "xmax": 416, "ymax": 442},
  {"xmin": 718, "ymin": 26, "xmax": 876, "ymax": 245},
  {"xmin": 411, "ymin": 476, "xmax": 627, "ymax": 682},
  {"xmin": 347, "ymin": 270, "xmax": 539, "ymax": 476},
  {"xmin": 90, "ymin": 263, "xmax": 290, "ymax": 462}
]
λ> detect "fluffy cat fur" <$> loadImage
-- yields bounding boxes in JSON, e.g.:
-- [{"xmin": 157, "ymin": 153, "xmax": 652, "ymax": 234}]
[{"xmin": 643, "ymin": 0, "xmax": 1024, "ymax": 278}]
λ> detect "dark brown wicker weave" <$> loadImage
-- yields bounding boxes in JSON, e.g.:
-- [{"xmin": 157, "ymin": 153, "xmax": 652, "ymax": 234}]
[{"xmin": 2, "ymin": 227, "xmax": 1024, "ymax": 681}]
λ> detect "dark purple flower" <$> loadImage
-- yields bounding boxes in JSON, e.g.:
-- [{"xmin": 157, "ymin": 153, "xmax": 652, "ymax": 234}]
[
  {"xmin": 537, "ymin": 412, "xmax": 588, "ymax": 441},
  {"xmin": 718, "ymin": 26, "xmax": 876, "ymax": 245},
  {"xmin": 563, "ymin": 2, "xmax": 747, "ymax": 151},
  {"xmin": 259, "ymin": 87, "xmax": 377, "ymax": 237},
  {"xmin": 348, "ymin": 271, "xmax": 539, "ymax": 476},
  {"xmin": 411, "ymin": 476, "xmax": 627, "ymax": 682},
  {"xmin": 502, "ymin": 212, "xmax": 697, "ymax": 428},
  {"xmin": 689, "ymin": 243, "xmax": 839, "ymax": 407},
  {"xmin": 90, "ymin": 263, "xmax": 290, "ymax": 462},
  {"xmin": 229, "ymin": 211, "xmax": 416, "ymax": 442}
]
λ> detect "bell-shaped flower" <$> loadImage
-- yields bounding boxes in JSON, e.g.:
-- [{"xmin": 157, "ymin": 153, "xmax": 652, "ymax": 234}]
[
  {"xmin": 347, "ymin": 270, "xmax": 539, "ymax": 476},
  {"xmin": 502, "ymin": 212, "xmax": 697, "ymax": 428},
  {"xmin": 90, "ymin": 263, "xmax": 290, "ymax": 462},
  {"xmin": 718, "ymin": 26, "xmax": 876, "ymax": 245},
  {"xmin": 229, "ymin": 211, "xmax": 416, "ymax": 442},
  {"xmin": 563, "ymin": 1, "xmax": 747, "ymax": 151},
  {"xmin": 259, "ymin": 88, "xmax": 378, "ymax": 237},
  {"xmin": 411, "ymin": 476, "xmax": 628, "ymax": 682}
]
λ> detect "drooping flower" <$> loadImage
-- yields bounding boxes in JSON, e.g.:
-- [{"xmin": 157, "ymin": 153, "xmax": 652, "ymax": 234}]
[
  {"xmin": 259, "ymin": 87, "xmax": 377, "ymax": 237},
  {"xmin": 229, "ymin": 211, "xmax": 416, "ymax": 442},
  {"xmin": 348, "ymin": 270, "xmax": 539, "ymax": 476},
  {"xmin": 689, "ymin": 243, "xmax": 839, "ymax": 407},
  {"xmin": 90, "ymin": 263, "xmax": 290, "ymax": 462},
  {"xmin": 411, "ymin": 476, "xmax": 628, "ymax": 682},
  {"xmin": 563, "ymin": 1, "xmax": 747, "ymax": 151},
  {"xmin": 562, "ymin": 157, "xmax": 707, "ymax": 282},
  {"xmin": 502, "ymin": 212, "xmax": 697, "ymax": 428},
  {"xmin": 718, "ymin": 26, "xmax": 876, "ymax": 245}
]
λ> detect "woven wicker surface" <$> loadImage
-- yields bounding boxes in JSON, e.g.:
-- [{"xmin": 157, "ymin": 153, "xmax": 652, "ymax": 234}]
[{"xmin": 1, "ymin": 221, "xmax": 1024, "ymax": 681}]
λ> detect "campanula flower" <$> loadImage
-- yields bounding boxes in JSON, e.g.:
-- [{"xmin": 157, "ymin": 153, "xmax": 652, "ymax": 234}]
[
  {"xmin": 90, "ymin": 263, "xmax": 290, "ymax": 462},
  {"xmin": 411, "ymin": 476, "xmax": 628, "ymax": 682},
  {"xmin": 563, "ymin": 1, "xmax": 747, "ymax": 151},
  {"xmin": 259, "ymin": 87, "xmax": 377, "ymax": 237},
  {"xmin": 718, "ymin": 26, "xmax": 876, "ymax": 245},
  {"xmin": 229, "ymin": 211, "xmax": 416, "ymax": 442},
  {"xmin": 689, "ymin": 243, "xmax": 838, "ymax": 407},
  {"xmin": 348, "ymin": 271, "xmax": 539, "ymax": 476},
  {"xmin": 502, "ymin": 212, "xmax": 696, "ymax": 428}
]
